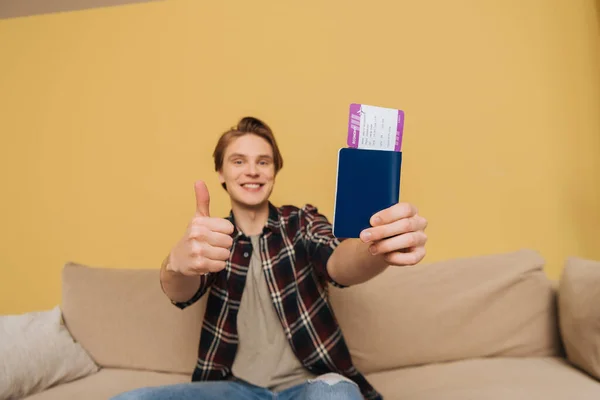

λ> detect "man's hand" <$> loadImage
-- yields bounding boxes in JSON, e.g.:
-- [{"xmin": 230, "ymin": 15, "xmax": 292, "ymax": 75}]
[
  {"xmin": 167, "ymin": 181, "xmax": 234, "ymax": 276},
  {"xmin": 359, "ymin": 202, "xmax": 428, "ymax": 266}
]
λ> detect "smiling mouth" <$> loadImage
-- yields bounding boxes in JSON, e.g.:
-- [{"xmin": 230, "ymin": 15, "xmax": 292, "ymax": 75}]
[{"xmin": 241, "ymin": 183, "xmax": 264, "ymax": 190}]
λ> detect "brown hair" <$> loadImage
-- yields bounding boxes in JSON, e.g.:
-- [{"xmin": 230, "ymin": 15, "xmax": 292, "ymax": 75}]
[{"xmin": 213, "ymin": 117, "xmax": 284, "ymax": 189}]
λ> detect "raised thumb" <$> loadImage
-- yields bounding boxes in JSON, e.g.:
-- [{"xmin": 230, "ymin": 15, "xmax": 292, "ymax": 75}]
[{"xmin": 194, "ymin": 180, "xmax": 210, "ymax": 217}]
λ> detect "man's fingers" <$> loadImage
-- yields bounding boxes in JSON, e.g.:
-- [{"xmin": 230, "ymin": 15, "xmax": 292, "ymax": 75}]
[
  {"xmin": 190, "ymin": 217, "xmax": 235, "ymax": 236},
  {"xmin": 192, "ymin": 259, "xmax": 227, "ymax": 274},
  {"xmin": 361, "ymin": 214, "xmax": 427, "ymax": 243},
  {"xmin": 176, "ymin": 243, "xmax": 229, "ymax": 276},
  {"xmin": 383, "ymin": 246, "xmax": 426, "ymax": 266},
  {"xmin": 194, "ymin": 180, "xmax": 211, "ymax": 217},
  {"xmin": 369, "ymin": 231, "xmax": 428, "ymax": 255},
  {"xmin": 181, "ymin": 259, "xmax": 227, "ymax": 276},
  {"xmin": 370, "ymin": 203, "xmax": 418, "ymax": 226},
  {"xmin": 362, "ymin": 218, "xmax": 414, "ymax": 242},
  {"xmin": 188, "ymin": 227, "xmax": 234, "ymax": 249},
  {"xmin": 190, "ymin": 242, "xmax": 231, "ymax": 262}
]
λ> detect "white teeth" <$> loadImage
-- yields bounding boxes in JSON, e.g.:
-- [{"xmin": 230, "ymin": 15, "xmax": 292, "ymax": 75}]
[{"xmin": 243, "ymin": 184, "xmax": 260, "ymax": 189}]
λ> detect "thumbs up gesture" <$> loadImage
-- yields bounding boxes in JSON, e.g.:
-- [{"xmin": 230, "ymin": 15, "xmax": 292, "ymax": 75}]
[{"xmin": 167, "ymin": 181, "xmax": 235, "ymax": 276}]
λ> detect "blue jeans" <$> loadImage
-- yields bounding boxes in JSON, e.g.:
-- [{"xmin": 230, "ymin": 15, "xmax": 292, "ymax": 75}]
[{"xmin": 110, "ymin": 374, "xmax": 364, "ymax": 400}]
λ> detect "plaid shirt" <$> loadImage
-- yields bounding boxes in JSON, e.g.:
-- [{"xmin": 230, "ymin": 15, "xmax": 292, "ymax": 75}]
[{"xmin": 172, "ymin": 202, "xmax": 382, "ymax": 400}]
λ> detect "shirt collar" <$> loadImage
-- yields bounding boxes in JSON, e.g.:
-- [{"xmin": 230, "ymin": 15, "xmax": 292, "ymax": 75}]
[{"xmin": 226, "ymin": 202, "xmax": 281, "ymax": 240}]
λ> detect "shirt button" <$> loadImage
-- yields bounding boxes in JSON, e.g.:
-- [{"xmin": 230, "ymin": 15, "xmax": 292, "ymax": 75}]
[{"xmin": 243, "ymin": 252, "xmax": 249, "ymax": 258}]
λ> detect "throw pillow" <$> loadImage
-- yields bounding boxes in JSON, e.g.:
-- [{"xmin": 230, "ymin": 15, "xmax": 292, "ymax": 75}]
[
  {"xmin": 329, "ymin": 249, "xmax": 561, "ymax": 374},
  {"xmin": 558, "ymin": 256, "xmax": 600, "ymax": 381},
  {"xmin": 0, "ymin": 306, "xmax": 100, "ymax": 399}
]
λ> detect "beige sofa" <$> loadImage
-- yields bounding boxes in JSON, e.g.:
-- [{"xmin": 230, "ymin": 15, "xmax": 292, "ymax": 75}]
[{"xmin": 21, "ymin": 249, "xmax": 600, "ymax": 399}]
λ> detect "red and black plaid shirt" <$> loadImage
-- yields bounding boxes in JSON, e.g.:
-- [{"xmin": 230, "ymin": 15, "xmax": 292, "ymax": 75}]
[{"xmin": 172, "ymin": 202, "xmax": 382, "ymax": 400}]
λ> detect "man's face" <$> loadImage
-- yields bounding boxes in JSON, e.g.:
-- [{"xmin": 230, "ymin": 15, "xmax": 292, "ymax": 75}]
[{"xmin": 218, "ymin": 134, "xmax": 276, "ymax": 208}]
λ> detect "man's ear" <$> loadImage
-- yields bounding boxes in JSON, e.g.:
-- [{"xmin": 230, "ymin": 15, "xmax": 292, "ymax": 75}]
[{"xmin": 218, "ymin": 170, "xmax": 227, "ymax": 191}]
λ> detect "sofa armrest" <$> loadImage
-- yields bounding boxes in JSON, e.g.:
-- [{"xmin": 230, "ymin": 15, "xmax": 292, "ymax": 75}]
[{"xmin": 558, "ymin": 256, "xmax": 600, "ymax": 381}]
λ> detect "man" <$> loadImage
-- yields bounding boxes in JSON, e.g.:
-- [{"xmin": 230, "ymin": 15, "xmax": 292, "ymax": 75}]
[{"xmin": 113, "ymin": 116, "xmax": 428, "ymax": 400}]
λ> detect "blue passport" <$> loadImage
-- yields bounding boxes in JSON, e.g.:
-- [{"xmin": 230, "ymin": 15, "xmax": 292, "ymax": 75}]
[{"xmin": 332, "ymin": 148, "xmax": 402, "ymax": 238}]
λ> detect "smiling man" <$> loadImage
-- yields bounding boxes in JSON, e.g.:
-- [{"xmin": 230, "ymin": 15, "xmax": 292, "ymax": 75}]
[{"xmin": 112, "ymin": 116, "xmax": 428, "ymax": 400}]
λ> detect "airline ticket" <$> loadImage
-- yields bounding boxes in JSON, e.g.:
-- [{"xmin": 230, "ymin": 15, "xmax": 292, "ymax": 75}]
[{"xmin": 347, "ymin": 103, "xmax": 404, "ymax": 151}]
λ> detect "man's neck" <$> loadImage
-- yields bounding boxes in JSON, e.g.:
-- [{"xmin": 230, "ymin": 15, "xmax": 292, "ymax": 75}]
[{"xmin": 231, "ymin": 201, "xmax": 270, "ymax": 236}]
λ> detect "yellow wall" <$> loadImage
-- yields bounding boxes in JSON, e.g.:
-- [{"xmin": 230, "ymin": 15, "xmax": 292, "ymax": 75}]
[{"xmin": 1, "ymin": 0, "xmax": 599, "ymax": 315}]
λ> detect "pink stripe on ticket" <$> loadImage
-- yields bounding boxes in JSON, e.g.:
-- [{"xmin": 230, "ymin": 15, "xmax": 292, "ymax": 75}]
[
  {"xmin": 347, "ymin": 103, "xmax": 362, "ymax": 148},
  {"xmin": 395, "ymin": 110, "xmax": 404, "ymax": 151}
]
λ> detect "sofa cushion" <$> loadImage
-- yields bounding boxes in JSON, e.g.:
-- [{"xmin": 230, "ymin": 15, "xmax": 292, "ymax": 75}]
[
  {"xmin": 365, "ymin": 357, "xmax": 600, "ymax": 400},
  {"xmin": 558, "ymin": 256, "xmax": 600, "ymax": 381},
  {"xmin": 329, "ymin": 249, "xmax": 562, "ymax": 374},
  {"xmin": 24, "ymin": 369, "xmax": 190, "ymax": 400},
  {"xmin": 61, "ymin": 262, "xmax": 207, "ymax": 374},
  {"xmin": 0, "ymin": 306, "xmax": 99, "ymax": 400}
]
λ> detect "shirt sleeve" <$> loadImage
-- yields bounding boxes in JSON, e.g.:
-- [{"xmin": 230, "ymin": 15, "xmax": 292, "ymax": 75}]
[
  {"xmin": 159, "ymin": 255, "xmax": 217, "ymax": 309},
  {"xmin": 300, "ymin": 204, "xmax": 349, "ymax": 288}
]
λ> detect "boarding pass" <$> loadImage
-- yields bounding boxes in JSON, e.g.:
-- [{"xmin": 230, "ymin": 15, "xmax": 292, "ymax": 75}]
[{"xmin": 347, "ymin": 103, "xmax": 404, "ymax": 151}]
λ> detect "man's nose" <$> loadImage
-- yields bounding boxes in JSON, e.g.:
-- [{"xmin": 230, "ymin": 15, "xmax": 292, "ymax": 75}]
[{"xmin": 246, "ymin": 163, "xmax": 258, "ymax": 175}]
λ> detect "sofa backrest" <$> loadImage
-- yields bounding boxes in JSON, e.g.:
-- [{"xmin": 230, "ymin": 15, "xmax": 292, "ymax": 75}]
[
  {"xmin": 61, "ymin": 262, "xmax": 206, "ymax": 374},
  {"xmin": 61, "ymin": 249, "xmax": 563, "ymax": 376},
  {"xmin": 328, "ymin": 248, "xmax": 563, "ymax": 374}
]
